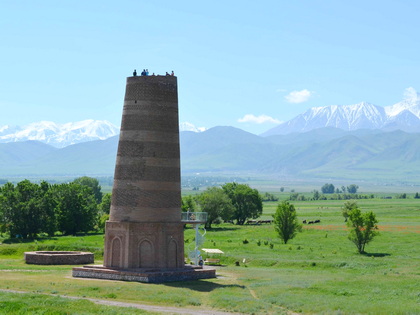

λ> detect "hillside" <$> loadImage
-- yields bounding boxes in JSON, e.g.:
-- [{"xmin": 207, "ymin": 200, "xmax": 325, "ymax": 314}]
[{"xmin": 0, "ymin": 127, "xmax": 419, "ymax": 184}]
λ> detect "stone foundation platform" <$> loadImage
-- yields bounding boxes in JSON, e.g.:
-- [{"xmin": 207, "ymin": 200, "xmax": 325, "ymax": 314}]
[
  {"xmin": 25, "ymin": 251, "xmax": 94, "ymax": 265},
  {"xmin": 72, "ymin": 265, "xmax": 216, "ymax": 283}
]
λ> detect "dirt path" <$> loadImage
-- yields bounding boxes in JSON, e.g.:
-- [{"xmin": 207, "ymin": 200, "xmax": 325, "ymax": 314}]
[{"xmin": 0, "ymin": 289, "xmax": 243, "ymax": 315}]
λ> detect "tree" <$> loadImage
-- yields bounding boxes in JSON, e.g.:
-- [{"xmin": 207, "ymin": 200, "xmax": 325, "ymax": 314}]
[
  {"xmin": 197, "ymin": 187, "xmax": 234, "ymax": 229},
  {"xmin": 341, "ymin": 200, "xmax": 358, "ymax": 222},
  {"xmin": 262, "ymin": 192, "xmax": 279, "ymax": 201},
  {"xmin": 347, "ymin": 207, "xmax": 378, "ymax": 254},
  {"xmin": 181, "ymin": 195, "xmax": 197, "ymax": 212},
  {"xmin": 321, "ymin": 183, "xmax": 335, "ymax": 194},
  {"xmin": 73, "ymin": 176, "xmax": 103, "ymax": 203},
  {"xmin": 0, "ymin": 180, "xmax": 47, "ymax": 239},
  {"xmin": 312, "ymin": 190, "xmax": 320, "ymax": 200},
  {"xmin": 347, "ymin": 184, "xmax": 359, "ymax": 194},
  {"xmin": 36, "ymin": 181, "xmax": 57, "ymax": 237},
  {"xmin": 53, "ymin": 183, "xmax": 98, "ymax": 235},
  {"xmin": 99, "ymin": 193, "xmax": 112, "ymax": 214},
  {"xmin": 273, "ymin": 201, "xmax": 302, "ymax": 244},
  {"xmin": 222, "ymin": 183, "xmax": 263, "ymax": 225},
  {"xmin": 0, "ymin": 182, "xmax": 18, "ymax": 237}
]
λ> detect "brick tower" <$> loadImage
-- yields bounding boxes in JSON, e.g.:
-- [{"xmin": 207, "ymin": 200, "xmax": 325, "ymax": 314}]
[
  {"xmin": 104, "ymin": 75, "xmax": 184, "ymax": 269},
  {"xmin": 73, "ymin": 73, "xmax": 215, "ymax": 282}
]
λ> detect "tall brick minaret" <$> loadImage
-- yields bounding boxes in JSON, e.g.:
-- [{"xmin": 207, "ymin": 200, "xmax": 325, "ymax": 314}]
[{"xmin": 103, "ymin": 75, "xmax": 184, "ymax": 269}]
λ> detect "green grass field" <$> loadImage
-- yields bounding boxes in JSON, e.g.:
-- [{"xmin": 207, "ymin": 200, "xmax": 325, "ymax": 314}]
[{"xmin": 0, "ymin": 198, "xmax": 419, "ymax": 314}]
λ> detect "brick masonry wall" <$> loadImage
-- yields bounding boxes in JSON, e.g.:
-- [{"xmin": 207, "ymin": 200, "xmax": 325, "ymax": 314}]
[{"xmin": 104, "ymin": 75, "xmax": 184, "ymax": 270}]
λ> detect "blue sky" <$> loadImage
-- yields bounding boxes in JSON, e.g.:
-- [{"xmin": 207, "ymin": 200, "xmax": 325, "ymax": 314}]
[{"xmin": 1, "ymin": 0, "xmax": 419, "ymax": 134}]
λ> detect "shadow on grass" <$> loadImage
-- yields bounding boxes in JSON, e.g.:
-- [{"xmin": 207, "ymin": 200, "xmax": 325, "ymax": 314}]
[
  {"xmin": 362, "ymin": 252, "xmax": 391, "ymax": 257},
  {"xmin": 164, "ymin": 280, "xmax": 245, "ymax": 292}
]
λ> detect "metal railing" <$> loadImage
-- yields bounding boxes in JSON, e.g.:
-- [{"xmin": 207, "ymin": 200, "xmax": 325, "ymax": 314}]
[{"xmin": 181, "ymin": 212, "xmax": 208, "ymax": 224}]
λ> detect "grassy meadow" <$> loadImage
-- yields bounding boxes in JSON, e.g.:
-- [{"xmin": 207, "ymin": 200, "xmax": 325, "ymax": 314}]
[{"xmin": 0, "ymin": 197, "xmax": 419, "ymax": 314}]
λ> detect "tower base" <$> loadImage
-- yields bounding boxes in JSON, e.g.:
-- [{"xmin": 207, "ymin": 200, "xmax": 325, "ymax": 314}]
[
  {"xmin": 104, "ymin": 221, "xmax": 185, "ymax": 269},
  {"xmin": 72, "ymin": 265, "xmax": 216, "ymax": 283}
]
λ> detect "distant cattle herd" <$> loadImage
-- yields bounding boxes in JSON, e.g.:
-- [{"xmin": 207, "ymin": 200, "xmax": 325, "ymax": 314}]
[
  {"xmin": 302, "ymin": 219, "xmax": 321, "ymax": 224},
  {"xmin": 245, "ymin": 219, "xmax": 273, "ymax": 225},
  {"xmin": 244, "ymin": 219, "xmax": 322, "ymax": 225}
]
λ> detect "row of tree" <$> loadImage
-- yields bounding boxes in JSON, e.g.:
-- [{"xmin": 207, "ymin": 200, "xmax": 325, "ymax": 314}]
[
  {"xmin": 0, "ymin": 177, "xmax": 108, "ymax": 238},
  {"xmin": 182, "ymin": 182, "xmax": 263, "ymax": 228},
  {"xmin": 321, "ymin": 183, "xmax": 359, "ymax": 194}
]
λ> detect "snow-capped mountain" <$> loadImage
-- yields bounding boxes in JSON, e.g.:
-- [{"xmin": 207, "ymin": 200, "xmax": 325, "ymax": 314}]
[
  {"xmin": 0, "ymin": 120, "xmax": 206, "ymax": 148},
  {"xmin": 0, "ymin": 120, "xmax": 120, "ymax": 148},
  {"xmin": 262, "ymin": 89, "xmax": 420, "ymax": 136},
  {"xmin": 179, "ymin": 122, "xmax": 206, "ymax": 132}
]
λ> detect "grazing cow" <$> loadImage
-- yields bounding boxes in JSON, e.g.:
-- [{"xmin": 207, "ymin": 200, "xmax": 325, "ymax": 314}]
[
  {"xmin": 303, "ymin": 220, "xmax": 307, "ymax": 224},
  {"xmin": 314, "ymin": 219, "xmax": 321, "ymax": 223},
  {"xmin": 308, "ymin": 221, "xmax": 314, "ymax": 224}
]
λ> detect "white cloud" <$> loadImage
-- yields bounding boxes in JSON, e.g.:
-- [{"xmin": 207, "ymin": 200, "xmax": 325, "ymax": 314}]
[
  {"xmin": 179, "ymin": 122, "xmax": 206, "ymax": 132},
  {"xmin": 238, "ymin": 114, "xmax": 281, "ymax": 124},
  {"xmin": 285, "ymin": 89, "xmax": 312, "ymax": 103},
  {"xmin": 403, "ymin": 87, "xmax": 419, "ymax": 101}
]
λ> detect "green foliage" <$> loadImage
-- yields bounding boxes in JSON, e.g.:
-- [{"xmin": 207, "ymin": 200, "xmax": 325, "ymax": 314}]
[
  {"xmin": 341, "ymin": 200, "xmax": 358, "ymax": 222},
  {"xmin": 99, "ymin": 193, "xmax": 111, "ymax": 214},
  {"xmin": 98, "ymin": 213, "xmax": 109, "ymax": 232},
  {"xmin": 0, "ymin": 180, "xmax": 54, "ymax": 238},
  {"xmin": 181, "ymin": 195, "xmax": 197, "ymax": 212},
  {"xmin": 196, "ymin": 187, "xmax": 234, "ymax": 229},
  {"xmin": 289, "ymin": 192, "xmax": 310, "ymax": 201},
  {"xmin": 347, "ymin": 207, "xmax": 379, "ymax": 254},
  {"xmin": 73, "ymin": 176, "xmax": 103, "ymax": 203},
  {"xmin": 347, "ymin": 184, "xmax": 359, "ymax": 194},
  {"xmin": 222, "ymin": 183, "xmax": 263, "ymax": 225},
  {"xmin": 261, "ymin": 192, "xmax": 278, "ymax": 201},
  {"xmin": 53, "ymin": 183, "xmax": 98, "ymax": 236},
  {"xmin": 321, "ymin": 183, "xmax": 335, "ymax": 194},
  {"xmin": 273, "ymin": 201, "xmax": 302, "ymax": 244},
  {"xmin": 0, "ymin": 180, "xmax": 100, "ymax": 238}
]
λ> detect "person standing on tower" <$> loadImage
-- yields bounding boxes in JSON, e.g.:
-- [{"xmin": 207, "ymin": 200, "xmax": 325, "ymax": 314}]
[{"xmin": 133, "ymin": 69, "xmax": 137, "ymax": 76}]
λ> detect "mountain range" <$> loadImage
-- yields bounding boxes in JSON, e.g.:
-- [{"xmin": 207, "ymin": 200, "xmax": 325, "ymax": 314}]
[
  {"xmin": 0, "ymin": 90, "xmax": 419, "ymax": 184},
  {"xmin": 1, "ymin": 89, "xmax": 419, "ymax": 147},
  {"xmin": 0, "ymin": 126, "xmax": 419, "ymax": 185},
  {"xmin": 262, "ymin": 91, "xmax": 420, "ymax": 136},
  {"xmin": 0, "ymin": 120, "xmax": 119, "ymax": 148},
  {"xmin": 0, "ymin": 120, "xmax": 207, "ymax": 148}
]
